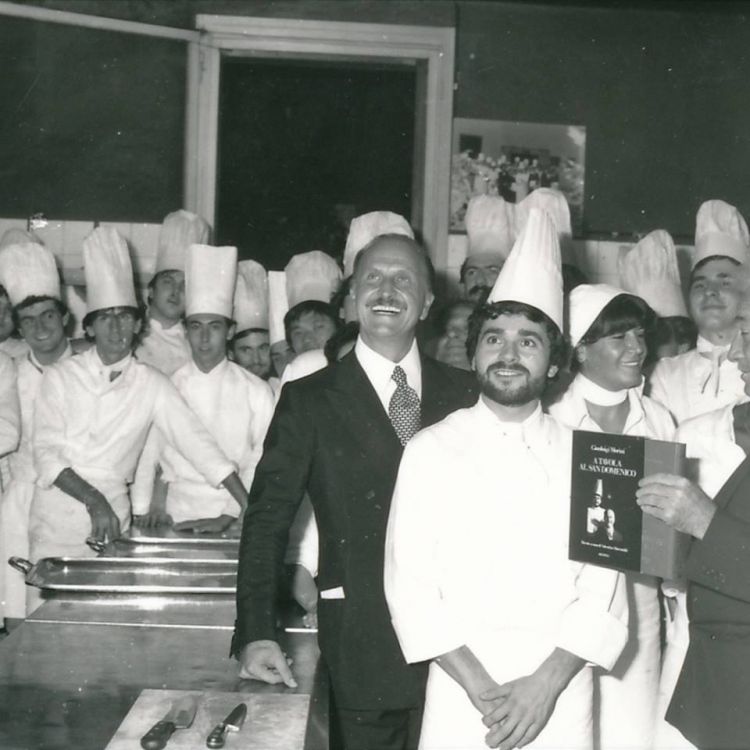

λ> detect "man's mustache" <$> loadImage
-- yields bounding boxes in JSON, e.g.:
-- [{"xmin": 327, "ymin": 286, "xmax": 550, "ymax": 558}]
[{"xmin": 487, "ymin": 362, "xmax": 529, "ymax": 376}]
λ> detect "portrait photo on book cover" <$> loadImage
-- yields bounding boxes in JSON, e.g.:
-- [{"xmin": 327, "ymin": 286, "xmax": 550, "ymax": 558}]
[{"xmin": 570, "ymin": 432, "xmax": 645, "ymax": 572}]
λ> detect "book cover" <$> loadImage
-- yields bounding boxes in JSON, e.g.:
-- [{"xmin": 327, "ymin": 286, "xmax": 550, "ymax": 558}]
[{"xmin": 569, "ymin": 429, "xmax": 688, "ymax": 578}]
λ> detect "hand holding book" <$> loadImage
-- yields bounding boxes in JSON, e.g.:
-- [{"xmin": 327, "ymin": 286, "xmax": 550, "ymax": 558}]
[{"xmin": 637, "ymin": 474, "xmax": 717, "ymax": 540}]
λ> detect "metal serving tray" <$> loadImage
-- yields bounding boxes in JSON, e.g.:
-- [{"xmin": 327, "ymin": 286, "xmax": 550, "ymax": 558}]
[
  {"xmin": 10, "ymin": 557, "xmax": 237, "ymax": 594},
  {"xmin": 125, "ymin": 527, "xmax": 241, "ymax": 545},
  {"xmin": 105, "ymin": 538, "xmax": 239, "ymax": 561}
]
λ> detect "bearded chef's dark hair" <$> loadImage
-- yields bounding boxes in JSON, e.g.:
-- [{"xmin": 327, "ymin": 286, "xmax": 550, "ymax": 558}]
[{"xmin": 466, "ymin": 300, "xmax": 569, "ymax": 372}]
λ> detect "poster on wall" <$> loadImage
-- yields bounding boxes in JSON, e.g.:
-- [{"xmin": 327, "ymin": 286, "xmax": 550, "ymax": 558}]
[{"xmin": 450, "ymin": 118, "xmax": 586, "ymax": 235}]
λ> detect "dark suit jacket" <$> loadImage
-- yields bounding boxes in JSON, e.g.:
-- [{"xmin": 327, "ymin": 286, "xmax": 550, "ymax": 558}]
[
  {"xmin": 232, "ymin": 350, "xmax": 477, "ymax": 710},
  {"xmin": 667, "ymin": 456, "xmax": 750, "ymax": 749}
]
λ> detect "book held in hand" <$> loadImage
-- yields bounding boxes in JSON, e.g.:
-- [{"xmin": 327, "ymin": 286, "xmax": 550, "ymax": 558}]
[{"xmin": 569, "ymin": 429, "xmax": 691, "ymax": 579}]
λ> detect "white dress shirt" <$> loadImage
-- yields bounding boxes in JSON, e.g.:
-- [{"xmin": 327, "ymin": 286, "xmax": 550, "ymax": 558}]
[
  {"xmin": 385, "ymin": 399, "xmax": 626, "ymax": 749},
  {"xmin": 649, "ymin": 337, "xmax": 747, "ymax": 424},
  {"xmin": 135, "ymin": 316, "xmax": 191, "ymax": 376},
  {"xmin": 131, "ymin": 358, "xmax": 274, "ymax": 521},
  {"xmin": 550, "ymin": 374, "xmax": 674, "ymax": 750},
  {"xmin": 355, "ymin": 336, "xmax": 421, "ymax": 412}
]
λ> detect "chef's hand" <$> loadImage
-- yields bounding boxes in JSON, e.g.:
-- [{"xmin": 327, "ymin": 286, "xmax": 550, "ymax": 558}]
[
  {"xmin": 85, "ymin": 493, "xmax": 120, "ymax": 543},
  {"xmin": 239, "ymin": 640, "xmax": 297, "ymax": 688},
  {"xmin": 480, "ymin": 649, "xmax": 584, "ymax": 749},
  {"xmin": 133, "ymin": 510, "xmax": 173, "ymax": 528},
  {"xmin": 479, "ymin": 673, "xmax": 558, "ymax": 749},
  {"xmin": 637, "ymin": 473, "xmax": 716, "ymax": 539},
  {"xmin": 173, "ymin": 514, "xmax": 236, "ymax": 534}
]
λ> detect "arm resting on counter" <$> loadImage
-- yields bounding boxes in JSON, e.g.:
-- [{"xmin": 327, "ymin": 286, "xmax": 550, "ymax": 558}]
[{"xmin": 53, "ymin": 467, "xmax": 120, "ymax": 543}]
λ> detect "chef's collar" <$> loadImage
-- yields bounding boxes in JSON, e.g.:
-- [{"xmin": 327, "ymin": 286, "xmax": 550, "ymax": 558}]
[
  {"xmin": 475, "ymin": 395, "xmax": 546, "ymax": 441},
  {"xmin": 187, "ymin": 356, "xmax": 229, "ymax": 378},
  {"xmin": 91, "ymin": 348, "xmax": 132, "ymax": 381},
  {"xmin": 696, "ymin": 335, "xmax": 731, "ymax": 355},
  {"xmin": 147, "ymin": 315, "xmax": 184, "ymax": 334},
  {"xmin": 28, "ymin": 340, "xmax": 72, "ymax": 374},
  {"xmin": 567, "ymin": 373, "xmax": 646, "ymax": 433}
]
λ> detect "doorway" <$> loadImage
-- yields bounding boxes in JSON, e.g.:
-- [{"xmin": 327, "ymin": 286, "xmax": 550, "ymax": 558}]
[
  {"xmin": 215, "ymin": 58, "xmax": 416, "ymax": 269},
  {"xmin": 185, "ymin": 15, "xmax": 455, "ymax": 278}
]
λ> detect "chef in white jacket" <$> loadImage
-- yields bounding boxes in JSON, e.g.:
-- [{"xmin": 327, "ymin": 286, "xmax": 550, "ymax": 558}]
[
  {"xmin": 131, "ymin": 244, "xmax": 274, "ymax": 533},
  {"xmin": 29, "ymin": 228, "xmax": 247, "ymax": 577},
  {"xmin": 135, "ymin": 210, "xmax": 209, "ymax": 375},
  {"xmin": 231, "ymin": 260, "xmax": 279, "ymax": 394},
  {"xmin": 385, "ymin": 208, "xmax": 627, "ymax": 750},
  {"xmin": 549, "ymin": 283, "xmax": 674, "ymax": 750},
  {"xmin": 649, "ymin": 200, "xmax": 749, "ymax": 423},
  {"xmin": 0, "ymin": 242, "xmax": 73, "ymax": 619}
]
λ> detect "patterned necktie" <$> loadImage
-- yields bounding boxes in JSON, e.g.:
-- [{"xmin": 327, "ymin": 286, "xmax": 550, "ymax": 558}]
[{"xmin": 388, "ymin": 365, "xmax": 421, "ymax": 446}]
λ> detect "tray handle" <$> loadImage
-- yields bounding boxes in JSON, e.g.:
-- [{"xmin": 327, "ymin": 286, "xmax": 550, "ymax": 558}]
[{"xmin": 8, "ymin": 557, "xmax": 33, "ymax": 575}]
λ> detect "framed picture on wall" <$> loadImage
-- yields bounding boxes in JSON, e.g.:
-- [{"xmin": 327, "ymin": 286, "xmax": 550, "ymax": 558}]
[{"xmin": 450, "ymin": 118, "xmax": 586, "ymax": 235}]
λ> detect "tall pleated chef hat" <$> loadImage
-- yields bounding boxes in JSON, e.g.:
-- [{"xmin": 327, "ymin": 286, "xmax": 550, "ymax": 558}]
[
  {"xmin": 618, "ymin": 229, "xmax": 687, "ymax": 317},
  {"xmin": 83, "ymin": 227, "xmax": 137, "ymax": 313},
  {"xmin": 593, "ymin": 478, "xmax": 603, "ymax": 497},
  {"xmin": 464, "ymin": 195, "xmax": 514, "ymax": 262},
  {"xmin": 515, "ymin": 188, "xmax": 573, "ymax": 262},
  {"xmin": 185, "ymin": 244, "xmax": 238, "ymax": 319},
  {"xmin": 0, "ymin": 228, "xmax": 38, "ymax": 250},
  {"xmin": 268, "ymin": 271, "xmax": 289, "ymax": 346},
  {"xmin": 156, "ymin": 210, "xmax": 210, "ymax": 274},
  {"xmin": 285, "ymin": 250, "xmax": 342, "ymax": 307},
  {"xmin": 568, "ymin": 283, "xmax": 626, "ymax": 348},
  {"xmin": 692, "ymin": 199, "xmax": 750, "ymax": 269},
  {"xmin": 234, "ymin": 260, "xmax": 269, "ymax": 332},
  {"xmin": 343, "ymin": 211, "xmax": 414, "ymax": 277},
  {"xmin": 0, "ymin": 242, "xmax": 61, "ymax": 306},
  {"xmin": 487, "ymin": 207, "xmax": 563, "ymax": 331}
]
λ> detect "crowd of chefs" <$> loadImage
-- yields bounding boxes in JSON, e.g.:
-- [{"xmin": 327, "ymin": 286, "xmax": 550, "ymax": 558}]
[{"xmin": 0, "ymin": 186, "xmax": 748, "ymax": 750}]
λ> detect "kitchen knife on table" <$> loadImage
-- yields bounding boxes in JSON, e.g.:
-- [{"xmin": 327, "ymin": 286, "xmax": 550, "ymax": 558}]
[
  {"xmin": 140, "ymin": 694, "xmax": 199, "ymax": 750},
  {"xmin": 206, "ymin": 703, "xmax": 247, "ymax": 748}
]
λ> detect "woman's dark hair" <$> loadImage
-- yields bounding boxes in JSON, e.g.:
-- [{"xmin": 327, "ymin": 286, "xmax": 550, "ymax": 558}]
[
  {"xmin": 651, "ymin": 315, "xmax": 698, "ymax": 354},
  {"xmin": 577, "ymin": 294, "xmax": 657, "ymax": 347},
  {"xmin": 466, "ymin": 300, "xmax": 569, "ymax": 372},
  {"xmin": 283, "ymin": 300, "xmax": 340, "ymax": 347},
  {"xmin": 572, "ymin": 294, "xmax": 656, "ymax": 373},
  {"xmin": 324, "ymin": 321, "xmax": 360, "ymax": 364}
]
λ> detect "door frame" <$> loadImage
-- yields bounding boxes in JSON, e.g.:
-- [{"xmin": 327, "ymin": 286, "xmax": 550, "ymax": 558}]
[{"xmin": 185, "ymin": 14, "xmax": 455, "ymax": 272}]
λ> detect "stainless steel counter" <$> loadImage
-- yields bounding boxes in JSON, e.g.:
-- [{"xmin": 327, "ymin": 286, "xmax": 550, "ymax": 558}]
[{"xmin": 0, "ymin": 528, "xmax": 327, "ymax": 750}]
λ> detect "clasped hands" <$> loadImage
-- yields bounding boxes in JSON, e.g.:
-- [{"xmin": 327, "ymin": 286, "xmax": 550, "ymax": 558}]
[{"xmin": 469, "ymin": 670, "xmax": 559, "ymax": 750}]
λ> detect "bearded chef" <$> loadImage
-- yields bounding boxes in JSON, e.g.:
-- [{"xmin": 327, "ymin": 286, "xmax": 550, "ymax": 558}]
[
  {"xmin": 0, "ymin": 242, "xmax": 73, "ymax": 620},
  {"xmin": 460, "ymin": 195, "xmax": 514, "ymax": 304},
  {"xmin": 136, "ymin": 209, "xmax": 209, "ymax": 375},
  {"xmin": 28, "ymin": 228, "xmax": 247, "ymax": 584},
  {"xmin": 649, "ymin": 200, "xmax": 749, "ymax": 424},
  {"xmin": 385, "ymin": 208, "xmax": 627, "ymax": 750}
]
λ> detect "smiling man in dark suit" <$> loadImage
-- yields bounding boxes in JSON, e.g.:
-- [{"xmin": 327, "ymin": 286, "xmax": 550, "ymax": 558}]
[{"xmin": 232, "ymin": 233, "xmax": 477, "ymax": 750}]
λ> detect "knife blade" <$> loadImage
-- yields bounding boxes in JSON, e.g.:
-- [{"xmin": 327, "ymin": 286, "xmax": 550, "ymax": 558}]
[
  {"xmin": 206, "ymin": 703, "xmax": 247, "ymax": 749},
  {"xmin": 140, "ymin": 694, "xmax": 199, "ymax": 750}
]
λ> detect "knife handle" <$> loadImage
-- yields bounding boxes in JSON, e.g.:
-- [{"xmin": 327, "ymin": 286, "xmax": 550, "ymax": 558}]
[
  {"xmin": 140, "ymin": 720, "xmax": 177, "ymax": 750},
  {"xmin": 206, "ymin": 723, "xmax": 227, "ymax": 749}
]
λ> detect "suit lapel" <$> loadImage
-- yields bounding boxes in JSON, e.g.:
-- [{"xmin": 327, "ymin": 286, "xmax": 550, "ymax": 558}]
[
  {"xmin": 325, "ymin": 353, "xmax": 402, "ymax": 457},
  {"xmin": 713, "ymin": 455, "xmax": 750, "ymax": 511}
]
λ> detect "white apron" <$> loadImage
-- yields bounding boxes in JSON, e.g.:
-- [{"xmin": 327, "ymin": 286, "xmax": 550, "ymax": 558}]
[
  {"xmin": 1, "ymin": 481, "xmax": 34, "ymax": 618},
  {"xmin": 165, "ymin": 479, "xmax": 239, "ymax": 524}
]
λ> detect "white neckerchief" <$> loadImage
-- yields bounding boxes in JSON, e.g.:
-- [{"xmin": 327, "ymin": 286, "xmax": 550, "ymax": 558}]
[
  {"xmin": 696, "ymin": 335, "xmax": 731, "ymax": 397},
  {"xmin": 575, "ymin": 372, "xmax": 630, "ymax": 406}
]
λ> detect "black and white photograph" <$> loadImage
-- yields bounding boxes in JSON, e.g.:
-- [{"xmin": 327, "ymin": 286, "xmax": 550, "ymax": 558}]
[{"xmin": 2, "ymin": 2, "xmax": 750, "ymax": 750}]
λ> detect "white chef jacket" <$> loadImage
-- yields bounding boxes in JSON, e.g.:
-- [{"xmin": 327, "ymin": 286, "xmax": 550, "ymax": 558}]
[
  {"xmin": 385, "ymin": 400, "xmax": 627, "ymax": 750},
  {"xmin": 0, "ymin": 350, "xmax": 19, "ymax": 619},
  {"xmin": 135, "ymin": 317, "xmax": 191, "ymax": 376},
  {"xmin": 549, "ymin": 375, "xmax": 674, "ymax": 750},
  {"xmin": 30, "ymin": 348, "xmax": 235, "ymax": 557},
  {"xmin": 649, "ymin": 338, "xmax": 747, "ymax": 424},
  {"xmin": 0, "ymin": 337, "xmax": 29, "ymax": 361},
  {"xmin": 131, "ymin": 358, "xmax": 274, "ymax": 522},
  {"xmin": 1, "ymin": 345, "xmax": 72, "ymax": 618}
]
